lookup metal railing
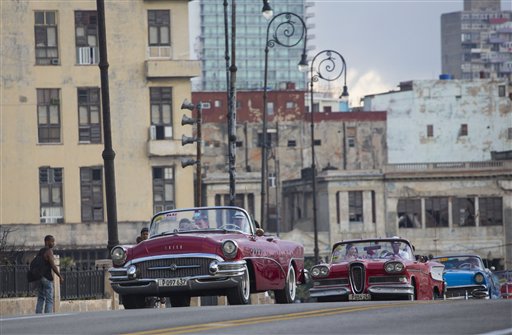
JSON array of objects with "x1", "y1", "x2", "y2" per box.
[{"x1": 0, "y1": 265, "x2": 107, "y2": 300}]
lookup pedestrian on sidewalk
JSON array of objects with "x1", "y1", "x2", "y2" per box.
[{"x1": 35, "y1": 235, "x2": 64, "y2": 314}]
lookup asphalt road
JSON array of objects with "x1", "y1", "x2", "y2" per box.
[{"x1": 1, "y1": 299, "x2": 511, "y2": 335}]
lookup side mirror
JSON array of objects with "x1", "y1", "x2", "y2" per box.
[{"x1": 255, "y1": 228, "x2": 265, "y2": 237}]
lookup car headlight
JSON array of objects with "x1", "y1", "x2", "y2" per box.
[
  {"x1": 385, "y1": 261, "x2": 405, "y2": 273},
  {"x1": 474, "y1": 273, "x2": 485, "y2": 284},
  {"x1": 311, "y1": 265, "x2": 329, "y2": 278},
  {"x1": 111, "y1": 246, "x2": 127, "y2": 266},
  {"x1": 222, "y1": 240, "x2": 238, "y2": 259}
]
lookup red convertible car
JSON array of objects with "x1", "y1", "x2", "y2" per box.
[
  {"x1": 309, "y1": 238, "x2": 445, "y2": 301},
  {"x1": 109, "y1": 206, "x2": 305, "y2": 309}
]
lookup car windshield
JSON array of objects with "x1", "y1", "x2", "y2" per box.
[
  {"x1": 149, "y1": 207, "x2": 253, "y2": 236},
  {"x1": 432, "y1": 256, "x2": 484, "y2": 270},
  {"x1": 331, "y1": 240, "x2": 414, "y2": 263}
]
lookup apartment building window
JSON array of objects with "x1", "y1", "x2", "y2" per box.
[
  {"x1": 508, "y1": 128, "x2": 512, "y2": 140},
  {"x1": 452, "y1": 197, "x2": 475, "y2": 227},
  {"x1": 479, "y1": 197, "x2": 502, "y2": 226},
  {"x1": 425, "y1": 197, "x2": 449, "y2": 227},
  {"x1": 346, "y1": 127, "x2": 356, "y2": 148},
  {"x1": 35, "y1": 11, "x2": 59, "y2": 65},
  {"x1": 459, "y1": 124, "x2": 468, "y2": 136},
  {"x1": 427, "y1": 124, "x2": 434, "y2": 137},
  {"x1": 397, "y1": 198, "x2": 421, "y2": 228},
  {"x1": 78, "y1": 88, "x2": 101, "y2": 143},
  {"x1": 153, "y1": 167, "x2": 175, "y2": 213},
  {"x1": 150, "y1": 87, "x2": 173, "y2": 140},
  {"x1": 201, "y1": 102, "x2": 211, "y2": 109},
  {"x1": 257, "y1": 132, "x2": 274, "y2": 148},
  {"x1": 286, "y1": 101, "x2": 295, "y2": 109},
  {"x1": 148, "y1": 10, "x2": 170, "y2": 46},
  {"x1": 348, "y1": 191, "x2": 363, "y2": 222},
  {"x1": 287, "y1": 140, "x2": 296, "y2": 147},
  {"x1": 80, "y1": 166, "x2": 104, "y2": 222},
  {"x1": 214, "y1": 100, "x2": 222, "y2": 108},
  {"x1": 268, "y1": 172, "x2": 276, "y2": 188},
  {"x1": 314, "y1": 139, "x2": 321, "y2": 146},
  {"x1": 39, "y1": 167, "x2": 63, "y2": 223},
  {"x1": 75, "y1": 11, "x2": 98, "y2": 65},
  {"x1": 37, "y1": 88, "x2": 61, "y2": 143},
  {"x1": 498, "y1": 85, "x2": 506, "y2": 97},
  {"x1": 267, "y1": 102, "x2": 274, "y2": 115},
  {"x1": 323, "y1": 106, "x2": 332, "y2": 113}
]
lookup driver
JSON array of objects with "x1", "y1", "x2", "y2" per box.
[
  {"x1": 232, "y1": 212, "x2": 250, "y2": 233},
  {"x1": 390, "y1": 240, "x2": 411, "y2": 260}
]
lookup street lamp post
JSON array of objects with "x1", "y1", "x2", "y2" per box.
[
  {"x1": 181, "y1": 100, "x2": 203, "y2": 207},
  {"x1": 309, "y1": 50, "x2": 348, "y2": 264},
  {"x1": 223, "y1": 0, "x2": 274, "y2": 207},
  {"x1": 96, "y1": 0, "x2": 118, "y2": 252},
  {"x1": 261, "y1": 12, "x2": 308, "y2": 228}
]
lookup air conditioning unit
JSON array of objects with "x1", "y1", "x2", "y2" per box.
[{"x1": 50, "y1": 58, "x2": 60, "y2": 65}]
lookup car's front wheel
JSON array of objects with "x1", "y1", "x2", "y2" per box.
[
  {"x1": 121, "y1": 295, "x2": 146, "y2": 309},
  {"x1": 169, "y1": 295, "x2": 191, "y2": 307},
  {"x1": 274, "y1": 265, "x2": 296, "y2": 304},
  {"x1": 227, "y1": 267, "x2": 251, "y2": 305}
]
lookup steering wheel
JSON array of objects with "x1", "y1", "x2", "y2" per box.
[
  {"x1": 380, "y1": 250, "x2": 394, "y2": 258},
  {"x1": 458, "y1": 263, "x2": 472, "y2": 269},
  {"x1": 219, "y1": 224, "x2": 240, "y2": 230}
]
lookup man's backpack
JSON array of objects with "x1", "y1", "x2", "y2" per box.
[{"x1": 27, "y1": 253, "x2": 45, "y2": 282}]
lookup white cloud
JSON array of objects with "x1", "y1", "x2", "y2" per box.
[{"x1": 347, "y1": 69, "x2": 395, "y2": 107}]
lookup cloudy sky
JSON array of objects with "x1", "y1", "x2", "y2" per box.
[
  {"x1": 311, "y1": 0, "x2": 511, "y2": 106},
  {"x1": 189, "y1": 0, "x2": 511, "y2": 106}
]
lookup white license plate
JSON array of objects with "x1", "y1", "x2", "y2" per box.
[
  {"x1": 157, "y1": 278, "x2": 187, "y2": 287},
  {"x1": 349, "y1": 293, "x2": 371, "y2": 301}
]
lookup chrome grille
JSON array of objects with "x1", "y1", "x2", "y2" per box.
[
  {"x1": 137, "y1": 257, "x2": 212, "y2": 279},
  {"x1": 350, "y1": 263, "x2": 365, "y2": 294},
  {"x1": 369, "y1": 276, "x2": 403, "y2": 284}
]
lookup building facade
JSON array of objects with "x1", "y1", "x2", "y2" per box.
[
  {"x1": 1, "y1": 0, "x2": 199, "y2": 262},
  {"x1": 441, "y1": 0, "x2": 512, "y2": 81},
  {"x1": 197, "y1": 0, "x2": 313, "y2": 91},
  {"x1": 192, "y1": 89, "x2": 387, "y2": 233},
  {"x1": 283, "y1": 79, "x2": 512, "y2": 269}
]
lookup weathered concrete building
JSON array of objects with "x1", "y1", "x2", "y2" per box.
[
  {"x1": 283, "y1": 79, "x2": 512, "y2": 269},
  {"x1": 1, "y1": 0, "x2": 200, "y2": 263},
  {"x1": 192, "y1": 90, "x2": 387, "y2": 233}
]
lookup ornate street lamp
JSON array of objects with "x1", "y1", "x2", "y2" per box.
[
  {"x1": 309, "y1": 50, "x2": 348, "y2": 263},
  {"x1": 261, "y1": 12, "x2": 308, "y2": 229}
]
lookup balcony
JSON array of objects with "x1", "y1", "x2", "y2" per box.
[
  {"x1": 145, "y1": 59, "x2": 201, "y2": 79},
  {"x1": 147, "y1": 139, "x2": 195, "y2": 157}
]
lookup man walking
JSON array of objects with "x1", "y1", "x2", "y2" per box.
[{"x1": 35, "y1": 235, "x2": 63, "y2": 314}]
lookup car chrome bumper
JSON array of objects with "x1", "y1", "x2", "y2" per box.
[
  {"x1": 109, "y1": 255, "x2": 247, "y2": 296},
  {"x1": 445, "y1": 285, "x2": 489, "y2": 299},
  {"x1": 310, "y1": 284, "x2": 414, "y2": 300},
  {"x1": 309, "y1": 286, "x2": 350, "y2": 298},
  {"x1": 367, "y1": 284, "x2": 415, "y2": 296}
]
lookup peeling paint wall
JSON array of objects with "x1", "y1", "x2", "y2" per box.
[{"x1": 365, "y1": 79, "x2": 511, "y2": 164}]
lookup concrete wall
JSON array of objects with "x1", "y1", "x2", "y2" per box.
[{"x1": 364, "y1": 79, "x2": 511, "y2": 164}]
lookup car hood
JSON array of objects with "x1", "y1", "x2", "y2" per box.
[
  {"x1": 443, "y1": 269, "x2": 486, "y2": 286},
  {"x1": 127, "y1": 232, "x2": 246, "y2": 261}
]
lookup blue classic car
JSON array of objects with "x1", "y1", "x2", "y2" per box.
[{"x1": 431, "y1": 254, "x2": 501, "y2": 299}]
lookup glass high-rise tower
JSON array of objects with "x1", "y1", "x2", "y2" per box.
[{"x1": 197, "y1": 0, "x2": 313, "y2": 91}]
